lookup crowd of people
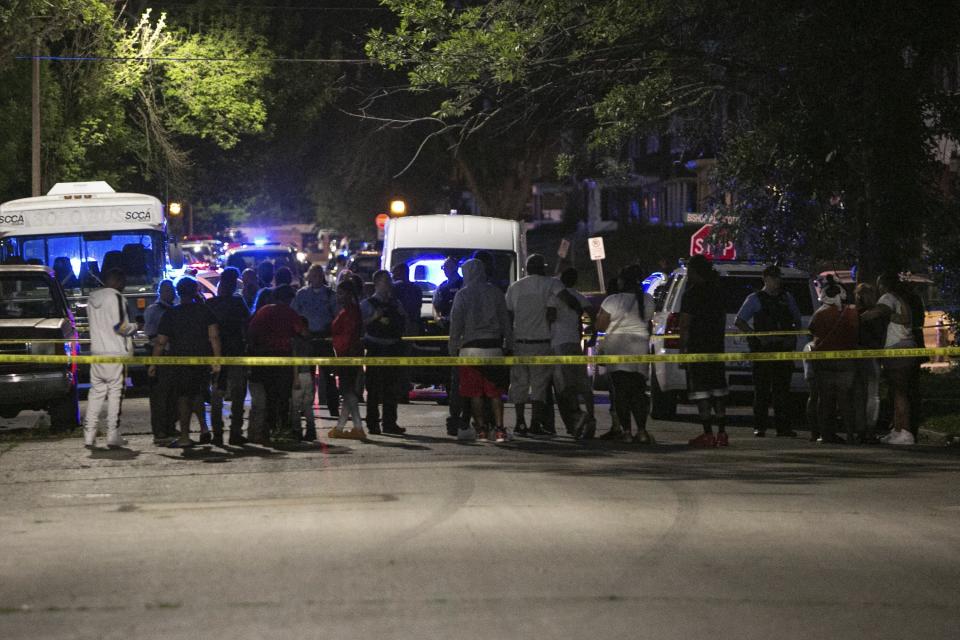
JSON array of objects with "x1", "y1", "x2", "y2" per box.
[{"x1": 79, "y1": 252, "x2": 932, "y2": 450}]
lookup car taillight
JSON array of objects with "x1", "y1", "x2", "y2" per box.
[{"x1": 663, "y1": 312, "x2": 681, "y2": 349}]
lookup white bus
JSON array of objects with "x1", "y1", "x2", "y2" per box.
[{"x1": 0, "y1": 182, "x2": 178, "y2": 378}]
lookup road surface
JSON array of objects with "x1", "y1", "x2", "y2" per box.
[{"x1": 1, "y1": 396, "x2": 959, "y2": 639}]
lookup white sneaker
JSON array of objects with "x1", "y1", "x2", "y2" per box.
[
  {"x1": 83, "y1": 427, "x2": 97, "y2": 447},
  {"x1": 106, "y1": 430, "x2": 127, "y2": 448},
  {"x1": 879, "y1": 430, "x2": 893, "y2": 443},
  {"x1": 457, "y1": 425, "x2": 477, "y2": 441},
  {"x1": 885, "y1": 429, "x2": 915, "y2": 445}
]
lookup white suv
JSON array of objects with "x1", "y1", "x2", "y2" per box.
[{"x1": 648, "y1": 261, "x2": 817, "y2": 418}]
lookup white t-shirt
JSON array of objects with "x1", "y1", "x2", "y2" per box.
[
  {"x1": 600, "y1": 293, "x2": 654, "y2": 337},
  {"x1": 505, "y1": 274, "x2": 564, "y2": 340},
  {"x1": 551, "y1": 288, "x2": 591, "y2": 347},
  {"x1": 600, "y1": 292, "x2": 655, "y2": 373},
  {"x1": 878, "y1": 292, "x2": 913, "y2": 347}
]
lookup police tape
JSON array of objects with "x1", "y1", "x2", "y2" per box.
[
  {"x1": 0, "y1": 346, "x2": 955, "y2": 366},
  {"x1": 0, "y1": 330, "x2": 814, "y2": 345}
]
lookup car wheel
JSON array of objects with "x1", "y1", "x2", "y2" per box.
[
  {"x1": 650, "y1": 372, "x2": 678, "y2": 420},
  {"x1": 0, "y1": 407, "x2": 20, "y2": 419},
  {"x1": 48, "y1": 389, "x2": 80, "y2": 431}
]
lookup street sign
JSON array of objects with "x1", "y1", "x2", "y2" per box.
[
  {"x1": 557, "y1": 238, "x2": 570, "y2": 259},
  {"x1": 587, "y1": 236, "x2": 607, "y2": 293},
  {"x1": 588, "y1": 236, "x2": 606, "y2": 261},
  {"x1": 683, "y1": 212, "x2": 738, "y2": 225},
  {"x1": 690, "y1": 224, "x2": 737, "y2": 260}
]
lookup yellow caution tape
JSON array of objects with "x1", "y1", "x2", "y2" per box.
[{"x1": 0, "y1": 346, "x2": 954, "y2": 366}]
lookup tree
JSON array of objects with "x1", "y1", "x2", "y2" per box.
[
  {"x1": 366, "y1": 0, "x2": 960, "y2": 279},
  {"x1": 0, "y1": 3, "x2": 272, "y2": 201}
]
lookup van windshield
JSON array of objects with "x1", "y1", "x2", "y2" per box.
[{"x1": 390, "y1": 249, "x2": 516, "y2": 293}]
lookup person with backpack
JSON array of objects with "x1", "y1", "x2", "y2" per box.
[{"x1": 735, "y1": 264, "x2": 801, "y2": 437}]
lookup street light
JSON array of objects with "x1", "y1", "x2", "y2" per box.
[
  {"x1": 389, "y1": 199, "x2": 407, "y2": 216},
  {"x1": 168, "y1": 201, "x2": 182, "y2": 216}
]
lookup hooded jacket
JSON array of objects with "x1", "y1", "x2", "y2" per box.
[
  {"x1": 87, "y1": 286, "x2": 136, "y2": 356},
  {"x1": 448, "y1": 259, "x2": 512, "y2": 355}
]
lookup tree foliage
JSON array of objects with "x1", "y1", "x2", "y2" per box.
[
  {"x1": 367, "y1": 0, "x2": 960, "y2": 278},
  {"x1": 0, "y1": 2, "x2": 272, "y2": 200}
]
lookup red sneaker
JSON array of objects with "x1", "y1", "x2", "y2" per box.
[
  {"x1": 715, "y1": 432, "x2": 729, "y2": 447},
  {"x1": 688, "y1": 433, "x2": 716, "y2": 448}
]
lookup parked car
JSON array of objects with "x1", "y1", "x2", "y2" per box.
[
  {"x1": 223, "y1": 243, "x2": 306, "y2": 284},
  {"x1": 346, "y1": 250, "x2": 382, "y2": 287},
  {"x1": 648, "y1": 261, "x2": 817, "y2": 418},
  {"x1": 0, "y1": 265, "x2": 80, "y2": 429}
]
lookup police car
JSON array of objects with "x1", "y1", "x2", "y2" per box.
[{"x1": 648, "y1": 261, "x2": 817, "y2": 418}]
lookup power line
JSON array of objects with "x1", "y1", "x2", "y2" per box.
[
  {"x1": 159, "y1": 4, "x2": 390, "y2": 10},
  {"x1": 17, "y1": 55, "x2": 376, "y2": 64}
]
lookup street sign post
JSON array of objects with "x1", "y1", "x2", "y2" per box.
[
  {"x1": 588, "y1": 236, "x2": 606, "y2": 293},
  {"x1": 555, "y1": 238, "x2": 571, "y2": 274},
  {"x1": 690, "y1": 224, "x2": 736, "y2": 260}
]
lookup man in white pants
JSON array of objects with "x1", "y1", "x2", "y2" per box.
[{"x1": 83, "y1": 268, "x2": 137, "y2": 448}]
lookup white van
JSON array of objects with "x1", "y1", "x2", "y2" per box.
[
  {"x1": 648, "y1": 261, "x2": 817, "y2": 418},
  {"x1": 381, "y1": 214, "x2": 526, "y2": 388},
  {"x1": 381, "y1": 214, "x2": 527, "y2": 318}
]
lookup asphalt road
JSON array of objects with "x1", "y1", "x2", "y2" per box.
[{"x1": 2, "y1": 396, "x2": 959, "y2": 639}]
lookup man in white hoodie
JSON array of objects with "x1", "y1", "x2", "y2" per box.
[{"x1": 83, "y1": 268, "x2": 137, "y2": 448}]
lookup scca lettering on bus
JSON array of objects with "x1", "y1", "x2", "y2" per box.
[
  {"x1": 0, "y1": 214, "x2": 24, "y2": 225},
  {"x1": 124, "y1": 211, "x2": 151, "y2": 221}
]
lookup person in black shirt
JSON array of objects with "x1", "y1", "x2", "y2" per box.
[
  {"x1": 150, "y1": 277, "x2": 221, "y2": 448},
  {"x1": 206, "y1": 267, "x2": 250, "y2": 446},
  {"x1": 679, "y1": 255, "x2": 730, "y2": 447},
  {"x1": 144, "y1": 279, "x2": 177, "y2": 445},
  {"x1": 361, "y1": 270, "x2": 407, "y2": 435}
]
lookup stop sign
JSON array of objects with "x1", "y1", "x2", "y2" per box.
[{"x1": 690, "y1": 224, "x2": 737, "y2": 260}]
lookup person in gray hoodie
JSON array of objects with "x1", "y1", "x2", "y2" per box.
[
  {"x1": 83, "y1": 268, "x2": 138, "y2": 448},
  {"x1": 448, "y1": 259, "x2": 513, "y2": 442}
]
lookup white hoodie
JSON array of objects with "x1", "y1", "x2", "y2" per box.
[{"x1": 87, "y1": 287, "x2": 136, "y2": 355}]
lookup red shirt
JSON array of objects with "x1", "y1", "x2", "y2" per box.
[
  {"x1": 809, "y1": 305, "x2": 859, "y2": 352},
  {"x1": 248, "y1": 304, "x2": 305, "y2": 355},
  {"x1": 331, "y1": 303, "x2": 362, "y2": 357}
]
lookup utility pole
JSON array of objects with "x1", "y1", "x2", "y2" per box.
[{"x1": 31, "y1": 40, "x2": 41, "y2": 196}]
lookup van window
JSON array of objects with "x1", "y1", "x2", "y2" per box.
[
  {"x1": 722, "y1": 277, "x2": 814, "y2": 316},
  {"x1": 390, "y1": 248, "x2": 516, "y2": 292}
]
